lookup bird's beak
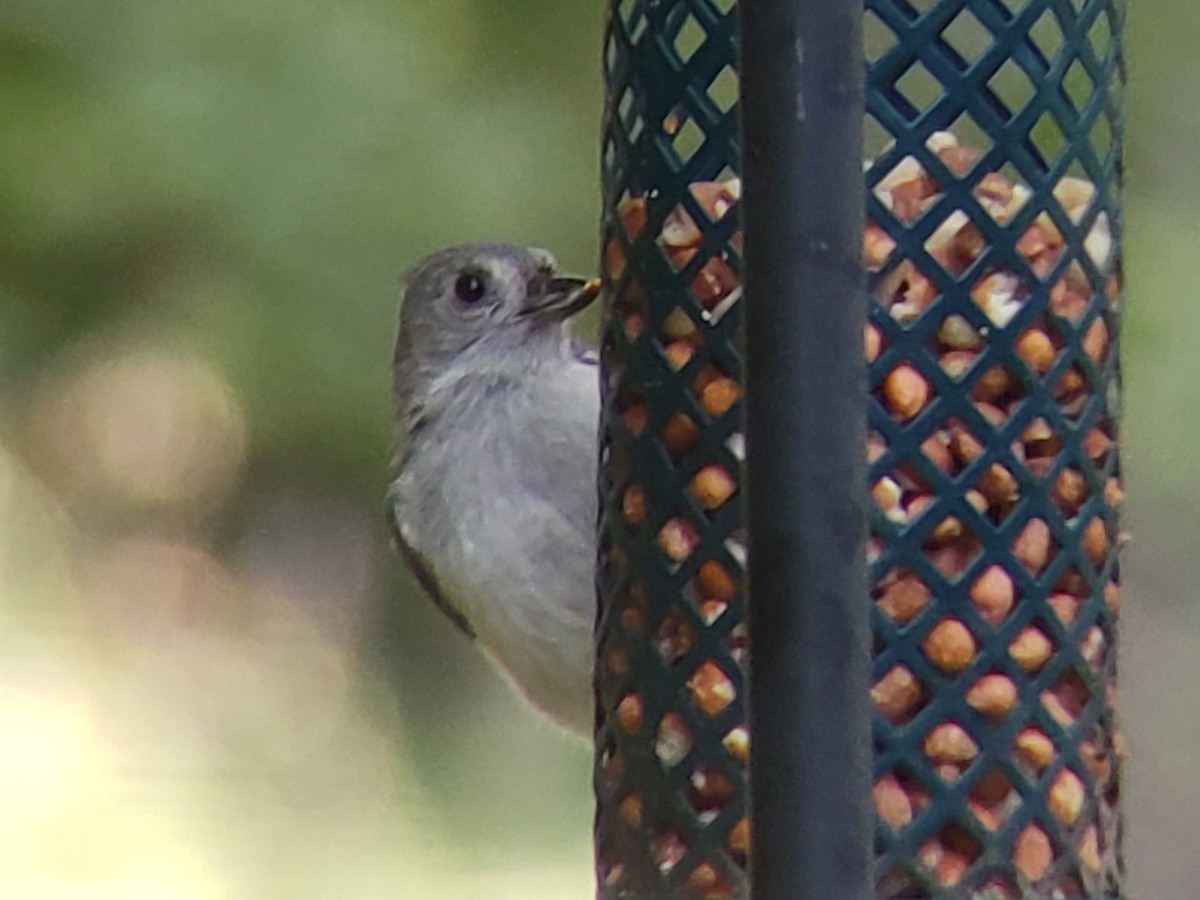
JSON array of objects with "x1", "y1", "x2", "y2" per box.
[{"x1": 521, "y1": 276, "x2": 602, "y2": 322}]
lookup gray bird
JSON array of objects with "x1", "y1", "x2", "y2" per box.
[{"x1": 388, "y1": 244, "x2": 601, "y2": 735}]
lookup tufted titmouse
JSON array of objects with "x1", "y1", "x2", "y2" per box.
[{"x1": 388, "y1": 244, "x2": 601, "y2": 735}]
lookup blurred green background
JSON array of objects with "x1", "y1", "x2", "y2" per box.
[{"x1": 0, "y1": 1, "x2": 1194, "y2": 898}]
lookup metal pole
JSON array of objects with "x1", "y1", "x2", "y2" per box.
[{"x1": 740, "y1": 2, "x2": 872, "y2": 898}]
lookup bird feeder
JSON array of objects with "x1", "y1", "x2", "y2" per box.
[{"x1": 595, "y1": 0, "x2": 1126, "y2": 897}]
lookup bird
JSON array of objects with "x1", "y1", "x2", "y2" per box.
[{"x1": 388, "y1": 244, "x2": 601, "y2": 736}]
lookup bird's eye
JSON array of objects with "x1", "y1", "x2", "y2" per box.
[{"x1": 454, "y1": 272, "x2": 487, "y2": 304}]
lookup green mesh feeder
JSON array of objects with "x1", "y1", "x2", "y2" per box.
[{"x1": 594, "y1": 0, "x2": 1126, "y2": 897}]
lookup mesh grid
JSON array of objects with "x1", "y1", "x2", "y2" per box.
[
  {"x1": 596, "y1": 1, "x2": 1125, "y2": 897},
  {"x1": 597, "y1": 2, "x2": 746, "y2": 897}
]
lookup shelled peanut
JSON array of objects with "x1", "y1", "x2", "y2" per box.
[{"x1": 604, "y1": 131, "x2": 1123, "y2": 889}]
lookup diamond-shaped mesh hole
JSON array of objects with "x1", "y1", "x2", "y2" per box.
[
  {"x1": 975, "y1": 457, "x2": 1021, "y2": 521},
  {"x1": 672, "y1": 14, "x2": 705, "y2": 63},
  {"x1": 1079, "y1": 623, "x2": 1109, "y2": 672},
  {"x1": 1089, "y1": 12, "x2": 1113, "y2": 57},
  {"x1": 616, "y1": 693, "x2": 645, "y2": 734},
  {"x1": 988, "y1": 58, "x2": 1037, "y2": 120},
  {"x1": 896, "y1": 61, "x2": 943, "y2": 119},
  {"x1": 927, "y1": 525, "x2": 984, "y2": 582},
  {"x1": 1080, "y1": 514, "x2": 1110, "y2": 569},
  {"x1": 617, "y1": 86, "x2": 635, "y2": 125},
  {"x1": 656, "y1": 712, "x2": 693, "y2": 767},
  {"x1": 1051, "y1": 464, "x2": 1091, "y2": 517},
  {"x1": 878, "y1": 363, "x2": 936, "y2": 423},
  {"x1": 693, "y1": 372, "x2": 741, "y2": 423},
  {"x1": 1063, "y1": 59, "x2": 1096, "y2": 113},
  {"x1": 688, "y1": 660, "x2": 736, "y2": 717},
  {"x1": 864, "y1": 223, "x2": 898, "y2": 276},
  {"x1": 934, "y1": 313, "x2": 983, "y2": 355},
  {"x1": 659, "y1": 516, "x2": 701, "y2": 568},
  {"x1": 969, "y1": 564, "x2": 1017, "y2": 626},
  {"x1": 694, "y1": 558, "x2": 738, "y2": 605},
  {"x1": 1042, "y1": 668, "x2": 1092, "y2": 728},
  {"x1": 619, "y1": 582, "x2": 648, "y2": 635},
  {"x1": 711, "y1": 634, "x2": 744, "y2": 694},
  {"x1": 926, "y1": 208, "x2": 985, "y2": 277},
  {"x1": 873, "y1": 772, "x2": 916, "y2": 832},
  {"x1": 966, "y1": 672, "x2": 1019, "y2": 719},
  {"x1": 970, "y1": 768, "x2": 1020, "y2": 830},
  {"x1": 1014, "y1": 725, "x2": 1057, "y2": 774},
  {"x1": 972, "y1": 362, "x2": 1023, "y2": 406},
  {"x1": 1090, "y1": 113, "x2": 1113, "y2": 161},
  {"x1": 944, "y1": 413, "x2": 989, "y2": 470},
  {"x1": 1030, "y1": 9, "x2": 1066, "y2": 62},
  {"x1": 654, "y1": 831, "x2": 689, "y2": 874},
  {"x1": 618, "y1": 792, "x2": 643, "y2": 828},
  {"x1": 727, "y1": 817, "x2": 750, "y2": 865},
  {"x1": 600, "y1": 741, "x2": 624, "y2": 793},
  {"x1": 878, "y1": 260, "x2": 940, "y2": 323},
  {"x1": 683, "y1": 861, "x2": 737, "y2": 898},
  {"x1": 875, "y1": 153, "x2": 938, "y2": 222},
  {"x1": 875, "y1": 567, "x2": 933, "y2": 626},
  {"x1": 881, "y1": 456, "x2": 935, "y2": 510},
  {"x1": 1048, "y1": 767, "x2": 1087, "y2": 826},
  {"x1": 1081, "y1": 726, "x2": 1118, "y2": 787},
  {"x1": 672, "y1": 117, "x2": 706, "y2": 164},
  {"x1": 920, "y1": 823, "x2": 982, "y2": 887},
  {"x1": 686, "y1": 765, "x2": 736, "y2": 819},
  {"x1": 689, "y1": 464, "x2": 738, "y2": 513},
  {"x1": 872, "y1": 474, "x2": 905, "y2": 524},
  {"x1": 721, "y1": 724, "x2": 749, "y2": 765},
  {"x1": 941, "y1": 8, "x2": 993, "y2": 67},
  {"x1": 1054, "y1": 562, "x2": 1091, "y2": 599},
  {"x1": 621, "y1": 483, "x2": 647, "y2": 528},
  {"x1": 946, "y1": 113, "x2": 993, "y2": 167},
  {"x1": 865, "y1": 112, "x2": 894, "y2": 159},
  {"x1": 662, "y1": 412, "x2": 700, "y2": 460},
  {"x1": 1021, "y1": 415, "x2": 1064, "y2": 463},
  {"x1": 660, "y1": 337, "x2": 696, "y2": 374},
  {"x1": 1053, "y1": 360, "x2": 1091, "y2": 410},
  {"x1": 657, "y1": 608, "x2": 696, "y2": 663},
  {"x1": 922, "y1": 618, "x2": 978, "y2": 674},
  {"x1": 873, "y1": 663, "x2": 928, "y2": 723},
  {"x1": 865, "y1": 9, "x2": 899, "y2": 64},
  {"x1": 1012, "y1": 517, "x2": 1057, "y2": 576},
  {"x1": 603, "y1": 640, "x2": 630, "y2": 679},
  {"x1": 1050, "y1": 265, "x2": 1094, "y2": 323},
  {"x1": 1014, "y1": 823, "x2": 1055, "y2": 882},
  {"x1": 1010, "y1": 622, "x2": 1056, "y2": 673},
  {"x1": 1030, "y1": 111, "x2": 1070, "y2": 170},
  {"x1": 629, "y1": 112, "x2": 645, "y2": 143},
  {"x1": 707, "y1": 64, "x2": 739, "y2": 114},
  {"x1": 604, "y1": 32, "x2": 618, "y2": 75},
  {"x1": 660, "y1": 302, "x2": 701, "y2": 346},
  {"x1": 976, "y1": 167, "x2": 1033, "y2": 226},
  {"x1": 1049, "y1": 591, "x2": 1083, "y2": 626}
]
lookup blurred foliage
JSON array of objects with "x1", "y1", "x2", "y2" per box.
[{"x1": 0, "y1": 1, "x2": 1196, "y2": 898}]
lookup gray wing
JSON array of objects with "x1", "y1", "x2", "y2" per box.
[{"x1": 385, "y1": 502, "x2": 476, "y2": 639}]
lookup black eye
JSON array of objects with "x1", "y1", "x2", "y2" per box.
[{"x1": 454, "y1": 272, "x2": 487, "y2": 304}]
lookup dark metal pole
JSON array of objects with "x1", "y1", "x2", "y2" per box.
[{"x1": 740, "y1": 2, "x2": 871, "y2": 899}]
